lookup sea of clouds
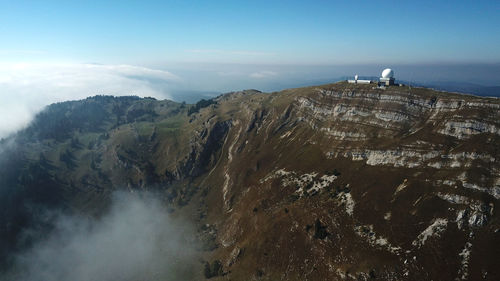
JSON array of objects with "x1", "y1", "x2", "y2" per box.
[{"x1": 0, "y1": 63, "x2": 179, "y2": 139}]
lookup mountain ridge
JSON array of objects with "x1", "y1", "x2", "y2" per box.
[{"x1": 1, "y1": 82, "x2": 499, "y2": 280}]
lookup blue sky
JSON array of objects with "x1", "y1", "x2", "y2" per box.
[
  {"x1": 1, "y1": 0, "x2": 499, "y2": 64},
  {"x1": 1, "y1": 0, "x2": 500, "y2": 138}
]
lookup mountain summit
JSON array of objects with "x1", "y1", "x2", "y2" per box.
[{"x1": 1, "y1": 82, "x2": 499, "y2": 280}]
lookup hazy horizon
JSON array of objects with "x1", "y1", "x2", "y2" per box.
[
  {"x1": 1, "y1": 61, "x2": 499, "y2": 139},
  {"x1": 1, "y1": 0, "x2": 499, "y2": 138}
]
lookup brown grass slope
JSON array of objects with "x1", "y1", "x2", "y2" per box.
[{"x1": 2, "y1": 83, "x2": 499, "y2": 280}]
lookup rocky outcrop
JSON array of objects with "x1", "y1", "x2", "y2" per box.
[{"x1": 181, "y1": 120, "x2": 232, "y2": 177}]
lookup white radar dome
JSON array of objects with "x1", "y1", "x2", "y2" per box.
[{"x1": 381, "y1": 68, "x2": 394, "y2": 78}]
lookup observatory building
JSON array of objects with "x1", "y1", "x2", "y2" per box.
[
  {"x1": 379, "y1": 68, "x2": 395, "y2": 86},
  {"x1": 347, "y1": 74, "x2": 372, "y2": 84},
  {"x1": 347, "y1": 68, "x2": 396, "y2": 86}
]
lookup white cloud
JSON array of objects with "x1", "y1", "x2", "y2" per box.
[
  {"x1": 0, "y1": 63, "x2": 180, "y2": 138},
  {"x1": 249, "y1": 70, "x2": 278, "y2": 79},
  {"x1": 3, "y1": 192, "x2": 197, "y2": 281}
]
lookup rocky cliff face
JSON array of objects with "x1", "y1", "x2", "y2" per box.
[{"x1": 1, "y1": 82, "x2": 499, "y2": 280}]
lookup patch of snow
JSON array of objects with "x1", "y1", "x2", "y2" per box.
[
  {"x1": 319, "y1": 128, "x2": 367, "y2": 140},
  {"x1": 354, "y1": 225, "x2": 401, "y2": 254},
  {"x1": 261, "y1": 168, "x2": 337, "y2": 197},
  {"x1": 222, "y1": 123, "x2": 242, "y2": 211},
  {"x1": 412, "y1": 218, "x2": 448, "y2": 248},
  {"x1": 455, "y1": 202, "x2": 493, "y2": 229},
  {"x1": 456, "y1": 210, "x2": 468, "y2": 230},
  {"x1": 456, "y1": 241, "x2": 472, "y2": 280},
  {"x1": 384, "y1": 212, "x2": 392, "y2": 220},
  {"x1": 394, "y1": 179, "x2": 408, "y2": 195},
  {"x1": 338, "y1": 192, "x2": 355, "y2": 216},
  {"x1": 436, "y1": 193, "x2": 471, "y2": 205},
  {"x1": 443, "y1": 180, "x2": 456, "y2": 186},
  {"x1": 461, "y1": 181, "x2": 500, "y2": 199},
  {"x1": 427, "y1": 162, "x2": 442, "y2": 168},
  {"x1": 336, "y1": 268, "x2": 347, "y2": 280},
  {"x1": 280, "y1": 130, "x2": 292, "y2": 139}
]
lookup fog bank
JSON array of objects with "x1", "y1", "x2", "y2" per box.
[
  {"x1": 2, "y1": 192, "x2": 197, "y2": 281},
  {"x1": 0, "y1": 63, "x2": 179, "y2": 139}
]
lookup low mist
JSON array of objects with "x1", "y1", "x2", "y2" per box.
[
  {"x1": 2, "y1": 191, "x2": 198, "y2": 281},
  {"x1": 0, "y1": 63, "x2": 179, "y2": 139}
]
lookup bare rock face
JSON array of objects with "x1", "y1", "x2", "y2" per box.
[{"x1": 0, "y1": 83, "x2": 499, "y2": 280}]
